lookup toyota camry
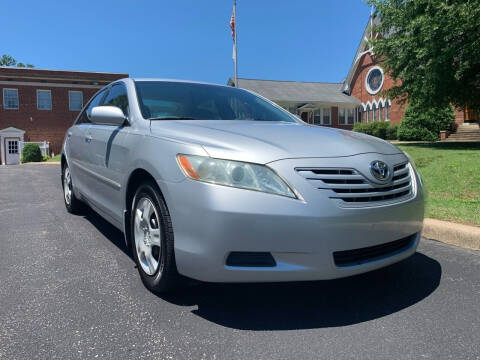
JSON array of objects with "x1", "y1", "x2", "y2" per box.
[{"x1": 61, "y1": 79, "x2": 425, "y2": 293}]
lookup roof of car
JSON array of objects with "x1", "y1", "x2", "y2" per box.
[{"x1": 131, "y1": 78, "x2": 231, "y2": 88}]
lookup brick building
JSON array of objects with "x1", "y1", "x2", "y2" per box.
[
  {"x1": 230, "y1": 15, "x2": 478, "y2": 130},
  {"x1": 0, "y1": 67, "x2": 127, "y2": 165}
]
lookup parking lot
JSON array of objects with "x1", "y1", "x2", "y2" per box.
[{"x1": 0, "y1": 164, "x2": 479, "y2": 359}]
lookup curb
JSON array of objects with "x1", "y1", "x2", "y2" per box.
[
  {"x1": 20, "y1": 161, "x2": 61, "y2": 165},
  {"x1": 423, "y1": 218, "x2": 480, "y2": 250}
]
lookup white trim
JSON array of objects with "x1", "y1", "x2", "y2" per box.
[
  {"x1": 322, "y1": 107, "x2": 331, "y2": 125},
  {"x1": 365, "y1": 66, "x2": 384, "y2": 95},
  {"x1": 312, "y1": 107, "x2": 332, "y2": 125},
  {"x1": 3, "y1": 88, "x2": 19, "y2": 110},
  {"x1": 0, "y1": 126, "x2": 26, "y2": 135},
  {"x1": 0, "y1": 127, "x2": 25, "y2": 165},
  {"x1": 36, "y1": 89, "x2": 52, "y2": 110},
  {"x1": 0, "y1": 80, "x2": 102, "y2": 89},
  {"x1": 68, "y1": 90, "x2": 83, "y2": 111}
]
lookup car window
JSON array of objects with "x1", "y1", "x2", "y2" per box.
[
  {"x1": 75, "y1": 89, "x2": 107, "y2": 125},
  {"x1": 134, "y1": 81, "x2": 297, "y2": 122},
  {"x1": 102, "y1": 84, "x2": 129, "y2": 116}
]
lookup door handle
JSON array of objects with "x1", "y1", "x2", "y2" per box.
[
  {"x1": 67, "y1": 132, "x2": 72, "y2": 138},
  {"x1": 85, "y1": 135, "x2": 92, "y2": 144}
]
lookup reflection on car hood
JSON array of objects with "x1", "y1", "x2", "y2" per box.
[{"x1": 150, "y1": 120, "x2": 402, "y2": 164}]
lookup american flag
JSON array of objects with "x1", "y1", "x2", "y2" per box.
[
  {"x1": 230, "y1": 7, "x2": 236, "y2": 42},
  {"x1": 230, "y1": 4, "x2": 236, "y2": 61}
]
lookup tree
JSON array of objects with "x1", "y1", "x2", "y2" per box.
[
  {"x1": 398, "y1": 101, "x2": 455, "y2": 141},
  {"x1": 0, "y1": 54, "x2": 34, "y2": 68},
  {"x1": 367, "y1": 0, "x2": 480, "y2": 111}
]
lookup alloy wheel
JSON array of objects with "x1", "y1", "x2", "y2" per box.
[{"x1": 134, "y1": 197, "x2": 162, "y2": 275}]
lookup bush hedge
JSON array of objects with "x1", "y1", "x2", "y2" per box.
[
  {"x1": 21, "y1": 143, "x2": 43, "y2": 163},
  {"x1": 397, "y1": 102, "x2": 455, "y2": 141},
  {"x1": 353, "y1": 122, "x2": 398, "y2": 140}
]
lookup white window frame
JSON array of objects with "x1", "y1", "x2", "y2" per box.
[
  {"x1": 347, "y1": 108, "x2": 355, "y2": 125},
  {"x1": 338, "y1": 108, "x2": 355, "y2": 125},
  {"x1": 338, "y1": 108, "x2": 346, "y2": 125},
  {"x1": 37, "y1": 89, "x2": 52, "y2": 110},
  {"x1": 365, "y1": 66, "x2": 384, "y2": 95},
  {"x1": 69, "y1": 90, "x2": 83, "y2": 111},
  {"x1": 3, "y1": 88, "x2": 19, "y2": 110},
  {"x1": 385, "y1": 101, "x2": 390, "y2": 121},
  {"x1": 313, "y1": 109, "x2": 321, "y2": 124},
  {"x1": 322, "y1": 107, "x2": 331, "y2": 125}
]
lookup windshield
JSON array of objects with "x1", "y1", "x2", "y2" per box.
[{"x1": 134, "y1": 81, "x2": 298, "y2": 122}]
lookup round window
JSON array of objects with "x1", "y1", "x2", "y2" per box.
[{"x1": 365, "y1": 66, "x2": 384, "y2": 95}]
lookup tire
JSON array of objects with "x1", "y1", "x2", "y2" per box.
[
  {"x1": 130, "y1": 180, "x2": 180, "y2": 293},
  {"x1": 62, "y1": 163, "x2": 83, "y2": 214}
]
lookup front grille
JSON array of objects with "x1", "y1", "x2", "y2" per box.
[
  {"x1": 333, "y1": 235, "x2": 415, "y2": 267},
  {"x1": 296, "y1": 162, "x2": 413, "y2": 205}
]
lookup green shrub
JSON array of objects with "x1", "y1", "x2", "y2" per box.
[
  {"x1": 42, "y1": 155, "x2": 50, "y2": 162},
  {"x1": 21, "y1": 143, "x2": 42, "y2": 163},
  {"x1": 398, "y1": 101, "x2": 455, "y2": 141},
  {"x1": 353, "y1": 122, "x2": 398, "y2": 140},
  {"x1": 386, "y1": 123, "x2": 399, "y2": 140}
]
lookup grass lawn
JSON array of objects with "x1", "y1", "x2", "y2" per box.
[
  {"x1": 47, "y1": 154, "x2": 61, "y2": 162},
  {"x1": 397, "y1": 142, "x2": 480, "y2": 226}
]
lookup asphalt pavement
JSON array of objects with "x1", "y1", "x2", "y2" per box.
[{"x1": 0, "y1": 164, "x2": 479, "y2": 360}]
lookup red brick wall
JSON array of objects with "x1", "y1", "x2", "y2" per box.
[
  {"x1": 0, "y1": 85, "x2": 99, "y2": 154},
  {"x1": 0, "y1": 68, "x2": 128, "y2": 154},
  {"x1": 349, "y1": 52, "x2": 467, "y2": 126},
  {"x1": 350, "y1": 52, "x2": 406, "y2": 124},
  {"x1": 454, "y1": 107, "x2": 465, "y2": 125}
]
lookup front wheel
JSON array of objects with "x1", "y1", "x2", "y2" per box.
[{"x1": 131, "y1": 180, "x2": 180, "y2": 293}]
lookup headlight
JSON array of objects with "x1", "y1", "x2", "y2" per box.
[{"x1": 177, "y1": 155, "x2": 298, "y2": 198}]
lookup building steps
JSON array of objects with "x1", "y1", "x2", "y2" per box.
[{"x1": 444, "y1": 123, "x2": 480, "y2": 142}]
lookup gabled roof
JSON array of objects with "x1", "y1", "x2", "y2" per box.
[
  {"x1": 342, "y1": 15, "x2": 381, "y2": 95},
  {"x1": 228, "y1": 78, "x2": 360, "y2": 105},
  {"x1": 0, "y1": 127, "x2": 25, "y2": 135}
]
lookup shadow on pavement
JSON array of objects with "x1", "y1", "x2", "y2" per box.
[
  {"x1": 160, "y1": 253, "x2": 441, "y2": 330},
  {"x1": 84, "y1": 209, "x2": 442, "y2": 330}
]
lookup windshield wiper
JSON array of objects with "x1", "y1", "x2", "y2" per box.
[{"x1": 148, "y1": 116, "x2": 199, "y2": 120}]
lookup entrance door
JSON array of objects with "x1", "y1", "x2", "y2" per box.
[{"x1": 5, "y1": 138, "x2": 20, "y2": 165}]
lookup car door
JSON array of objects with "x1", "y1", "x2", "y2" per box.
[
  {"x1": 83, "y1": 83, "x2": 131, "y2": 225},
  {"x1": 67, "y1": 89, "x2": 107, "y2": 195}
]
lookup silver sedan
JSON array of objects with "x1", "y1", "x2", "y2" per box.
[{"x1": 61, "y1": 79, "x2": 425, "y2": 293}]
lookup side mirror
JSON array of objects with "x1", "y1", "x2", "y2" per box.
[{"x1": 91, "y1": 106, "x2": 126, "y2": 126}]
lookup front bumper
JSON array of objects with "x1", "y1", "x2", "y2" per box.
[{"x1": 160, "y1": 154, "x2": 425, "y2": 283}]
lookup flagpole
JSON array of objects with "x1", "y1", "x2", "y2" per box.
[{"x1": 234, "y1": 0, "x2": 238, "y2": 87}]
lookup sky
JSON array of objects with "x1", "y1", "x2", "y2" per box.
[{"x1": 1, "y1": 0, "x2": 371, "y2": 84}]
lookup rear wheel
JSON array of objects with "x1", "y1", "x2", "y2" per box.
[
  {"x1": 62, "y1": 163, "x2": 83, "y2": 214},
  {"x1": 131, "y1": 180, "x2": 180, "y2": 293}
]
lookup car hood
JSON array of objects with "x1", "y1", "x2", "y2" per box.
[{"x1": 150, "y1": 120, "x2": 402, "y2": 164}]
